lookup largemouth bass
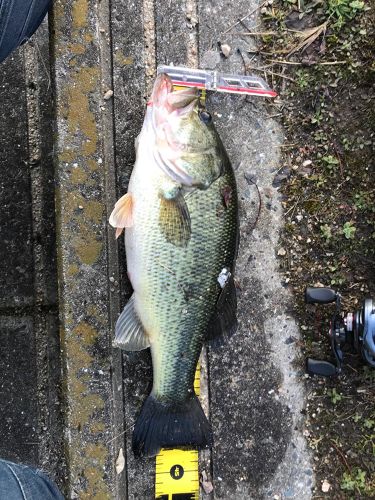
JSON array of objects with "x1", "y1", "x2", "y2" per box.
[{"x1": 109, "y1": 74, "x2": 238, "y2": 457}]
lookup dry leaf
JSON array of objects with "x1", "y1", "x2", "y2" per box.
[
  {"x1": 288, "y1": 22, "x2": 328, "y2": 56},
  {"x1": 115, "y1": 448, "x2": 125, "y2": 474}
]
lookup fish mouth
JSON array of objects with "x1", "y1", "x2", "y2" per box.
[
  {"x1": 151, "y1": 73, "x2": 198, "y2": 114},
  {"x1": 149, "y1": 74, "x2": 199, "y2": 139},
  {"x1": 150, "y1": 74, "x2": 200, "y2": 186}
]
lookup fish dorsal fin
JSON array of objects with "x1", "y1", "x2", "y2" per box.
[
  {"x1": 159, "y1": 192, "x2": 191, "y2": 247},
  {"x1": 206, "y1": 272, "x2": 238, "y2": 346},
  {"x1": 109, "y1": 192, "x2": 134, "y2": 239},
  {"x1": 113, "y1": 294, "x2": 150, "y2": 351}
]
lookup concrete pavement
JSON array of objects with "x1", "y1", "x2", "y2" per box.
[
  {"x1": 0, "y1": 0, "x2": 313, "y2": 498},
  {"x1": 0, "y1": 21, "x2": 65, "y2": 490}
]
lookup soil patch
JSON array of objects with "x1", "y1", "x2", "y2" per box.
[{"x1": 255, "y1": 1, "x2": 374, "y2": 497}]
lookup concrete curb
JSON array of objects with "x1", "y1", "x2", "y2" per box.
[{"x1": 50, "y1": 1, "x2": 125, "y2": 497}]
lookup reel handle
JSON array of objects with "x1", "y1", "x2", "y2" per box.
[
  {"x1": 305, "y1": 287, "x2": 337, "y2": 304},
  {"x1": 306, "y1": 358, "x2": 337, "y2": 377}
]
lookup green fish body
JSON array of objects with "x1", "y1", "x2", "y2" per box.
[{"x1": 110, "y1": 75, "x2": 238, "y2": 457}]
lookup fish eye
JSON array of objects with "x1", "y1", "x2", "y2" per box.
[{"x1": 199, "y1": 110, "x2": 212, "y2": 125}]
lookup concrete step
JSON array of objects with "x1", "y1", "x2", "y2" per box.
[{"x1": 0, "y1": 22, "x2": 65, "y2": 490}]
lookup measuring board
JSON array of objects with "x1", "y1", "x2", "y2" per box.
[
  {"x1": 154, "y1": 363, "x2": 201, "y2": 500},
  {"x1": 158, "y1": 65, "x2": 277, "y2": 98}
]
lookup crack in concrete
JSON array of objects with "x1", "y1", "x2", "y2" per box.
[{"x1": 143, "y1": 0, "x2": 157, "y2": 96}]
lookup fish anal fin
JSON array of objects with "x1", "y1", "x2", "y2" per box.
[
  {"x1": 206, "y1": 273, "x2": 238, "y2": 347},
  {"x1": 109, "y1": 192, "x2": 134, "y2": 237},
  {"x1": 113, "y1": 294, "x2": 150, "y2": 351},
  {"x1": 159, "y1": 193, "x2": 191, "y2": 247}
]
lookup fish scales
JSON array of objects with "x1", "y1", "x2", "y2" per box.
[{"x1": 130, "y1": 155, "x2": 237, "y2": 403}]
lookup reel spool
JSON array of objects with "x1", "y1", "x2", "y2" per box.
[{"x1": 304, "y1": 287, "x2": 375, "y2": 377}]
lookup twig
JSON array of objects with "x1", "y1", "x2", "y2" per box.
[
  {"x1": 248, "y1": 50, "x2": 277, "y2": 55},
  {"x1": 250, "y1": 64, "x2": 276, "y2": 70},
  {"x1": 269, "y1": 60, "x2": 308, "y2": 65},
  {"x1": 346, "y1": 363, "x2": 359, "y2": 374},
  {"x1": 223, "y1": 1, "x2": 268, "y2": 34},
  {"x1": 330, "y1": 440, "x2": 351, "y2": 473},
  {"x1": 320, "y1": 60, "x2": 348, "y2": 65},
  {"x1": 240, "y1": 63, "x2": 293, "y2": 82},
  {"x1": 268, "y1": 59, "x2": 348, "y2": 66},
  {"x1": 333, "y1": 143, "x2": 344, "y2": 178},
  {"x1": 247, "y1": 64, "x2": 296, "y2": 80},
  {"x1": 231, "y1": 31, "x2": 277, "y2": 36},
  {"x1": 285, "y1": 195, "x2": 301, "y2": 217},
  {"x1": 106, "y1": 421, "x2": 135, "y2": 444},
  {"x1": 267, "y1": 70, "x2": 295, "y2": 82}
]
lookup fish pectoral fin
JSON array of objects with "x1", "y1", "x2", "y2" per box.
[
  {"x1": 109, "y1": 192, "x2": 134, "y2": 239},
  {"x1": 206, "y1": 273, "x2": 238, "y2": 347},
  {"x1": 113, "y1": 294, "x2": 150, "y2": 351},
  {"x1": 158, "y1": 192, "x2": 191, "y2": 247}
]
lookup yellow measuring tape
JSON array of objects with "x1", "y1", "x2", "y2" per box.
[
  {"x1": 154, "y1": 85, "x2": 206, "y2": 500},
  {"x1": 154, "y1": 363, "x2": 201, "y2": 500}
]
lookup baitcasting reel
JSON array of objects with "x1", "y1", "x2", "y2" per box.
[{"x1": 305, "y1": 287, "x2": 375, "y2": 377}]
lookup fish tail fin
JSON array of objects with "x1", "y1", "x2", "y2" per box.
[{"x1": 132, "y1": 394, "x2": 213, "y2": 457}]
